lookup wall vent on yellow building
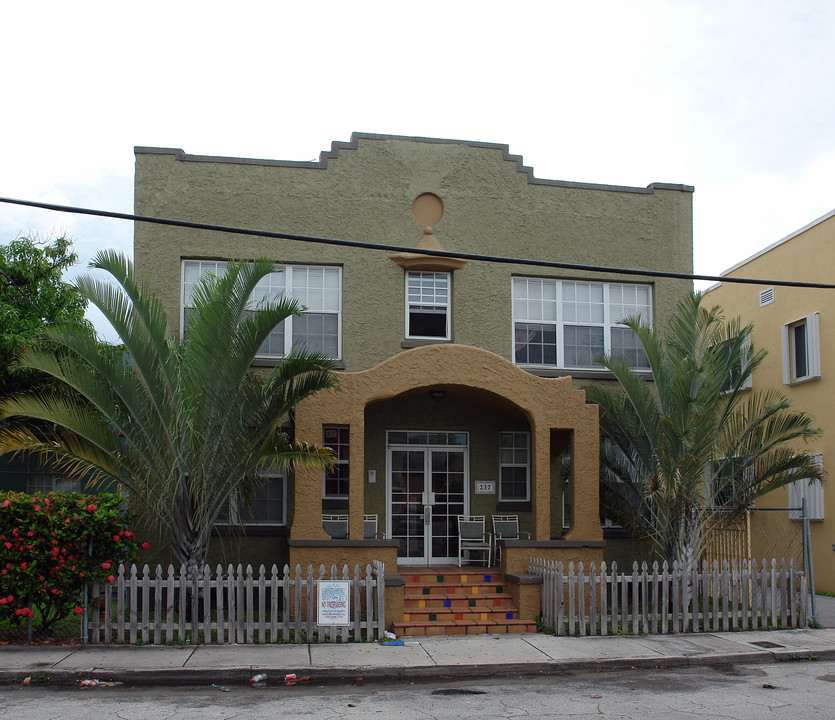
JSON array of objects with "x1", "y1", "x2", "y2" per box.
[{"x1": 759, "y1": 287, "x2": 774, "y2": 307}]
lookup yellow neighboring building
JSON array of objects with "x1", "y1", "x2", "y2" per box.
[{"x1": 707, "y1": 207, "x2": 834, "y2": 592}]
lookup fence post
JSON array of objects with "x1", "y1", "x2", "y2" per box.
[
  {"x1": 600, "y1": 562, "x2": 608, "y2": 636},
  {"x1": 802, "y1": 498, "x2": 817, "y2": 621}
]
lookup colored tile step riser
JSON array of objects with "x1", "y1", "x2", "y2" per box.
[
  {"x1": 405, "y1": 597, "x2": 511, "y2": 609},
  {"x1": 394, "y1": 623, "x2": 537, "y2": 637},
  {"x1": 404, "y1": 597, "x2": 511, "y2": 609},
  {"x1": 408, "y1": 585, "x2": 505, "y2": 596},
  {"x1": 403, "y1": 574, "x2": 498, "y2": 584},
  {"x1": 403, "y1": 611, "x2": 518, "y2": 622}
]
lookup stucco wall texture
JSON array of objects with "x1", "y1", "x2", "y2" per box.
[
  {"x1": 134, "y1": 134, "x2": 693, "y2": 372},
  {"x1": 707, "y1": 209, "x2": 835, "y2": 592},
  {"x1": 133, "y1": 134, "x2": 694, "y2": 569}
]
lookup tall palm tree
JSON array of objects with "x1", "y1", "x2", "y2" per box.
[
  {"x1": 0, "y1": 252, "x2": 338, "y2": 570},
  {"x1": 586, "y1": 291, "x2": 821, "y2": 568}
]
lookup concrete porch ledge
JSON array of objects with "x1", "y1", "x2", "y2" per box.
[
  {"x1": 504, "y1": 572, "x2": 543, "y2": 585},
  {"x1": 288, "y1": 539, "x2": 399, "y2": 547},
  {"x1": 501, "y1": 539, "x2": 606, "y2": 549}
]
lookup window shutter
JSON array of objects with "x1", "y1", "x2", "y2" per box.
[
  {"x1": 806, "y1": 312, "x2": 821, "y2": 379},
  {"x1": 781, "y1": 323, "x2": 792, "y2": 385},
  {"x1": 788, "y1": 453, "x2": 824, "y2": 521}
]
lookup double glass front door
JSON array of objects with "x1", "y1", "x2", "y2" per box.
[{"x1": 387, "y1": 432, "x2": 468, "y2": 565}]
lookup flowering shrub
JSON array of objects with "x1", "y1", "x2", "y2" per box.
[{"x1": 0, "y1": 491, "x2": 145, "y2": 635}]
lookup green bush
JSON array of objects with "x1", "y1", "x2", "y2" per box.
[{"x1": 0, "y1": 491, "x2": 147, "y2": 635}]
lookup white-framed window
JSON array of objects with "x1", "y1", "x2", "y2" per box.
[
  {"x1": 219, "y1": 475, "x2": 286, "y2": 526},
  {"x1": 406, "y1": 271, "x2": 450, "y2": 340},
  {"x1": 782, "y1": 313, "x2": 821, "y2": 385},
  {"x1": 787, "y1": 454, "x2": 824, "y2": 521},
  {"x1": 323, "y1": 426, "x2": 350, "y2": 498},
  {"x1": 499, "y1": 431, "x2": 529, "y2": 501},
  {"x1": 512, "y1": 278, "x2": 652, "y2": 370},
  {"x1": 27, "y1": 474, "x2": 80, "y2": 494},
  {"x1": 719, "y1": 336, "x2": 753, "y2": 394},
  {"x1": 181, "y1": 260, "x2": 342, "y2": 359}
]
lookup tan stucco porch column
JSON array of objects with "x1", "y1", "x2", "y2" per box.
[
  {"x1": 531, "y1": 423, "x2": 552, "y2": 540},
  {"x1": 346, "y1": 408, "x2": 365, "y2": 539}
]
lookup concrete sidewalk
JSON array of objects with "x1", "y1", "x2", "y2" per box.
[{"x1": 3, "y1": 628, "x2": 835, "y2": 687}]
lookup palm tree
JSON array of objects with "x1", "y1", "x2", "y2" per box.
[
  {"x1": 0, "y1": 251, "x2": 338, "y2": 570},
  {"x1": 586, "y1": 291, "x2": 821, "y2": 568}
]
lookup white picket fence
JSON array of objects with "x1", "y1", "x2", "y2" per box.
[
  {"x1": 530, "y1": 558, "x2": 807, "y2": 636},
  {"x1": 84, "y1": 561, "x2": 386, "y2": 645}
]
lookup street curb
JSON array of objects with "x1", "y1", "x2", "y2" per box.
[{"x1": 4, "y1": 648, "x2": 835, "y2": 688}]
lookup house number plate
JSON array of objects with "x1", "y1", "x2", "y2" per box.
[{"x1": 474, "y1": 481, "x2": 496, "y2": 495}]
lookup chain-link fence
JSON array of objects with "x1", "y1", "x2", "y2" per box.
[
  {"x1": 0, "y1": 598, "x2": 85, "y2": 645},
  {"x1": 703, "y1": 505, "x2": 806, "y2": 575}
]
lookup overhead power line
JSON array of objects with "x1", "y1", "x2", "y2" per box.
[{"x1": 1, "y1": 195, "x2": 833, "y2": 290}]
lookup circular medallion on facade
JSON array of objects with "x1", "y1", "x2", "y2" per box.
[{"x1": 412, "y1": 193, "x2": 444, "y2": 226}]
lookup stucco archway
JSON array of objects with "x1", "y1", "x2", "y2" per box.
[{"x1": 292, "y1": 344, "x2": 600, "y2": 543}]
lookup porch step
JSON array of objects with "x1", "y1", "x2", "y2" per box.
[{"x1": 394, "y1": 566, "x2": 535, "y2": 637}]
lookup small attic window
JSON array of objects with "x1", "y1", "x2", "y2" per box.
[{"x1": 759, "y1": 287, "x2": 774, "y2": 307}]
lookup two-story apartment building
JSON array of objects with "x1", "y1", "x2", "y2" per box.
[
  {"x1": 707, "y1": 208, "x2": 833, "y2": 593},
  {"x1": 134, "y1": 134, "x2": 693, "y2": 627}
]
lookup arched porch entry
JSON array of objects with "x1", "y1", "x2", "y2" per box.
[{"x1": 291, "y1": 345, "x2": 601, "y2": 561}]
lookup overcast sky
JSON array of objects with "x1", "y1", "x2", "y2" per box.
[{"x1": 2, "y1": 1, "x2": 833, "y2": 340}]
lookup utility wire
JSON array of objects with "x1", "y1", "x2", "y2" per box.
[
  {"x1": 2, "y1": 195, "x2": 833, "y2": 290},
  {"x1": 0, "y1": 266, "x2": 49, "y2": 320}
]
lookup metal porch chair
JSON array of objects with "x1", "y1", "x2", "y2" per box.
[
  {"x1": 457, "y1": 515, "x2": 492, "y2": 567},
  {"x1": 492, "y1": 514, "x2": 531, "y2": 565},
  {"x1": 322, "y1": 514, "x2": 349, "y2": 540}
]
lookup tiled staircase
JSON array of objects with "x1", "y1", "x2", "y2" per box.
[{"x1": 394, "y1": 566, "x2": 537, "y2": 637}]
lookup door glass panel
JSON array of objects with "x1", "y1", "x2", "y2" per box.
[
  {"x1": 430, "y1": 450, "x2": 466, "y2": 561},
  {"x1": 390, "y1": 450, "x2": 425, "y2": 558}
]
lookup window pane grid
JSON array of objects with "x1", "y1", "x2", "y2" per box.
[
  {"x1": 182, "y1": 261, "x2": 341, "y2": 359},
  {"x1": 512, "y1": 278, "x2": 651, "y2": 370},
  {"x1": 324, "y1": 426, "x2": 350, "y2": 498},
  {"x1": 406, "y1": 271, "x2": 450, "y2": 339},
  {"x1": 499, "y1": 432, "x2": 529, "y2": 501}
]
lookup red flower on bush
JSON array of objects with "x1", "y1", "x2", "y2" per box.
[
  {"x1": 101, "y1": 562, "x2": 111, "y2": 570},
  {"x1": 1, "y1": 500, "x2": 10, "y2": 508},
  {"x1": 86, "y1": 505, "x2": 97, "y2": 512},
  {"x1": 73, "y1": 607, "x2": 84, "y2": 615},
  {"x1": 15, "y1": 608, "x2": 34, "y2": 618},
  {"x1": 107, "y1": 575, "x2": 115, "y2": 583},
  {"x1": 141, "y1": 542, "x2": 150, "y2": 550},
  {"x1": 20, "y1": 562, "x2": 28, "y2": 570}
]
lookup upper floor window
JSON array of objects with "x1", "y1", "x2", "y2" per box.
[
  {"x1": 782, "y1": 313, "x2": 820, "y2": 385},
  {"x1": 182, "y1": 260, "x2": 341, "y2": 359},
  {"x1": 512, "y1": 279, "x2": 651, "y2": 370},
  {"x1": 406, "y1": 271, "x2": 450, "y2": 340},
  {"x1": 719, "y1": 337, "x2": 753, "y2": 394}
]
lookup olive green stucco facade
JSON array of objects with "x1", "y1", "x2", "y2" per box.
[
  {"x1": 135, "y1": 134, "x2": 692, "y2": 373},
  {"x1": 133, "y1": 133, "x2": 693, "y2": 576}
]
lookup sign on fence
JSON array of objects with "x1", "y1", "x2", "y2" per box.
[
  {"x1": 317, "y1": 580, "x2": 351, "y2": 626},
  {"x1": 84, "y1": 561, "x2": 385, "y2": 645}
]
